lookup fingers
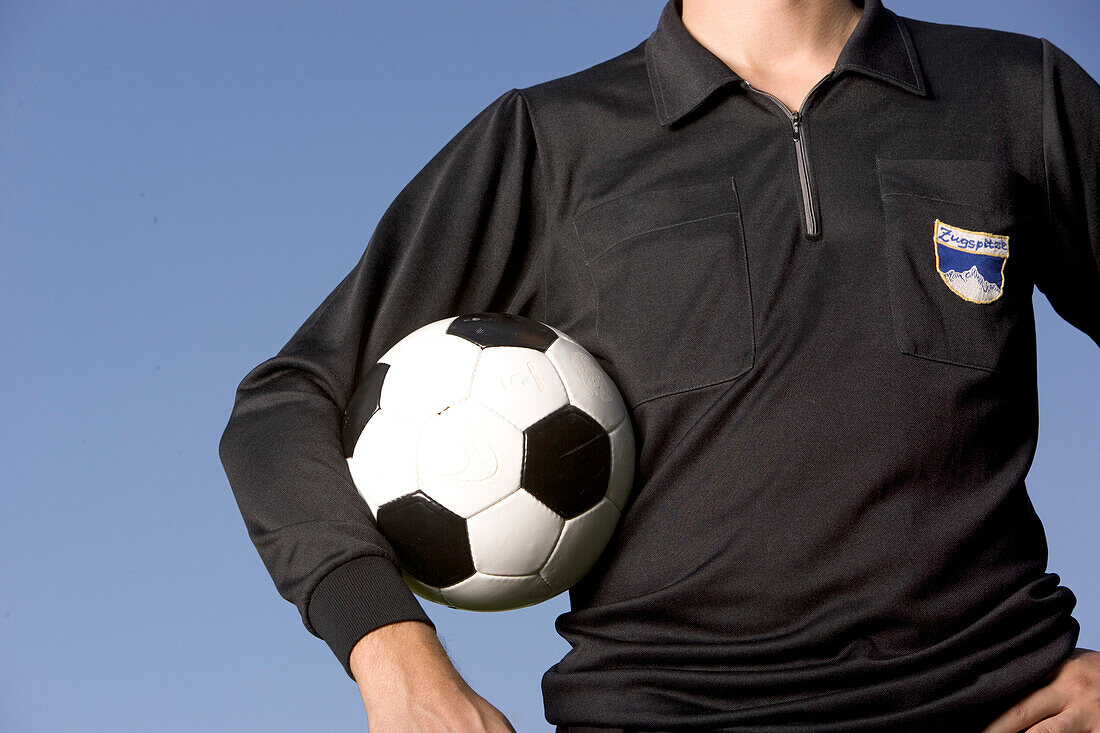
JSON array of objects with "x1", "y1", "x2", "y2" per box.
[
  {"x1": 1022, "y1": 707, "x2": 1089, "y2": 732},
  {"x1": 981, "y1": 682, "x2": 1068, "y2": 733}
]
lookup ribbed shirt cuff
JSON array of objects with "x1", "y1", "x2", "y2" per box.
[{"x1": 307, "y1": 555, "x2": 436, "y2": 681}]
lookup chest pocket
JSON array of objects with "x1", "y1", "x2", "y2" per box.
[
  {"x1": 876, "y1": 158, "x2": 1036, "y2": 373},
  {"x1": 572, "y1": 177, "x2": 755, "y2": 408}
]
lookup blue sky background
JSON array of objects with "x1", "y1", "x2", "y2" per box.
[{"x1": 2, "y1": 2, "x2": 1096, "y2": 731}]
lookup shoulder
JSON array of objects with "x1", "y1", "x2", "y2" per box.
[
  {"x1": 514, "y1": 40, "x2": 649, "y2": 122},
  {"x1": 898, "y1": 13, "x2": 1046, "y2": 87},
  {"x1": 901, "y1": 13, "x2": 1042, "y2": 53},
  {"x1": 897, "y1": 13, "x2": 1099, "y2": 108}
]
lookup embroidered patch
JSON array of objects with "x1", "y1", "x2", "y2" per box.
[{"x1": 933, "y1": 219, "x2": 1009, "y2": 303}]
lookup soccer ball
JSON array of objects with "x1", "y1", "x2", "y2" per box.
[{"x1": 340, "y1": 312, "x2": 634, "y2": 611}]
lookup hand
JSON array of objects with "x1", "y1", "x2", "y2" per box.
[
  {"x1": 363, "y1": 680, "x2": 517, "y2": 733},
  {"x1": 981, "y1": 648, "x2": 1100, "y2": 733},
  {"x1": 350, "y1": 620, "x2": 516, "y2": 732}
]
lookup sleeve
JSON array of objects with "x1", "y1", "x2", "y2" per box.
[
  {"x1": 217, "y1": 87, "x2": 550, "y2": 681},
  {"x1": 1035, "y1": 39, "x2": 1100, "y2": 347}
]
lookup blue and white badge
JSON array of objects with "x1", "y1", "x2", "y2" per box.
[{"x1": 933, "y1": 219, "x2": 1009, "y2": 303}]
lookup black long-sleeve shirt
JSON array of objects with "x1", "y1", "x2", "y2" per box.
[{"x1": 218, "y1": 0, "x2": 1099, "y2": 728}]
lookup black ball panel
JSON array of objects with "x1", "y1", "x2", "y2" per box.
[
  {"x1": 341, "y1": 361, "x2": 389, "y2": 458},
  {"x1": 376, "y1": 491, "x2": 475, "y2": 588},
  {"x1": 522, "y1": 405, "x2": 611, "y2": 520},
  {"x1": 446, "y1": 312, "x2": 558, "y2": 351}
]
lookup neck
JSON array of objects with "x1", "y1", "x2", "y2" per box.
[{"x1": 680, "y1": 0, "x2": 862, "y2": 84}]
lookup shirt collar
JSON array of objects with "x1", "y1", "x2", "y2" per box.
[{"x1": 645, "y1": 0, "x2": 926, "y2": 127}]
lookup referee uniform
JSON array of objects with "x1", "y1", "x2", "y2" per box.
[{"x1": 218, "y1": 0, "x2": 1099, "y2": 729}]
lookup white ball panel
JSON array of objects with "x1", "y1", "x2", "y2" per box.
[
  {"x1": 467, "y1": 489, "x2": 564, "y2": 576},
  {"x1": 377, "y1": 317, "x2": 454, "y2": 366},
  {"x1": 545, "y1": 336, "x2": 627, "y2": 433},
  {"x1": 540, "y1": 497, "x2": 621, "y2": 593},
  {"x1": 402, "y1": 570, "x2": 451, "y2": 607},
  {"x1": 346, "y1": 410, "x2": 419, "y2": 517},
  {"x1": 469, "y1": 346, "x2": 568, "y2": 430},
  {"x1": 440, "y1": 571, "x2": 556, "y2": 611},
  {"x1": 379, "y1": 333, "x2": 481, "y2": 425},
  {"x1": 605, "y1": 418, "x2": 636, "y2": 512},
  {"x1": 417, "y1": 400, "x2": 524, "y2": 518}
]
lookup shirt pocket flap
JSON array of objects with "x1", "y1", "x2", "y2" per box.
[
  {"x1": 574, "y1": 177, "x2": 741, "y2": 260},
  {"x1": 876, "y1": 157, "x2": 1028, "y2": 211}
]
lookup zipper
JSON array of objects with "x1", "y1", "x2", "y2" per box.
[
  {"x1": 741, "y1": 74, "x2": 833, "y2": 240},
  {"x1": 790, "y1": 112, "x2": 817, "y2": 238}
]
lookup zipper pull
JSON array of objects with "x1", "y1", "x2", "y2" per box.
[{"x1": 791, "y1": 112, "x2": 801, "y2": 141}]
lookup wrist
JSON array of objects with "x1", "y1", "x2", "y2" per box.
[{"x1": 349, "y1": 620, "x2": 456, "y2": 686}]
